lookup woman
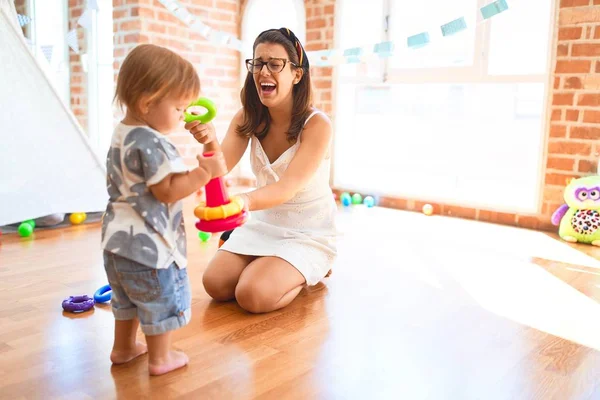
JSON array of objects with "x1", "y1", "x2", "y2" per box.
[{"x1": 186, "y1": 28, "x2": 337, "y2": 314}]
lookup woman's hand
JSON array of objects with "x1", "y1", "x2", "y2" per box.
[{"x1": 185, "y1": 121, "x2": 216, "y2": 145}]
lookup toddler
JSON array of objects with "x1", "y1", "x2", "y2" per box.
[{"x1": 101, "y1": 44, "x2": 226, "y2": 376}]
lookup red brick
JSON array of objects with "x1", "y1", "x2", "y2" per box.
[
  {"x1": 597, "y1": 61, "x2": 600, "y2": 73},
  {"x1": 564, "y1": 77, "x2": 582, "y2": 89},
  {"x1": 324, "y1": 5, "x2": 335, "y2": 14},
  {"x1": 307, "y1": 31, "x2": 322, "y2": 41},
  {"x1": 595, "y1": 0, "x2": 600, "y2": 4},
  {"x1": 578, "y1": 93, "x2": 600, "y2": 106},
  {"x1": 120, "y1": 19, "x2": 142, "y2": 31},
  {"x1": 548, "y1": 141, "x2": 592, "y2": 155},
  {"x1": 478, "y1": 210, "x2": 517, "y2": 226},
  {"x1": 558, "y1": 27, "x2": 582, "y2": 40},
  {"x1": 555, "y1": 60, "x2": 592, "y2": 73},
  {"x1": 570, "y1": 126, "x2": 600, "y2": 140},
  {"x1": 516, "y1": 216, "x2": 542, "y2": 231},
  {"x1": 209, "y1": 11, "x2": 235, "y2": 22},
  {"x1": 551, "y1": 124, "x2": 568, "y2": 137},
  {"x1": 216, "y1": 0, "x2": 238, "y2": 12},
  {"x1": 572, "y1": 43, "x2": 600, "y2": 57},
  {"x1": 560, "y1": 0, "x2": 590, "y2": 6},
  {"x1": 554, "y1": 77, "x2": 561, "y2": 89},
  {"x1": 547, "y1": 156, "x2": 576, "y2": 171},
  {"x1": 579, "y1": 159, "x2": 598, "y2": 173},
  {"x1": 307, "y1": 18, "x2": 327, "y2": 29},
  {"x1": 566, "y1": 109, "x2": 580, "y2": 121},
  {"x1": 558, "y1": 44, "x2": 569, "y2": 57},
  {"x1": 584, "y1": 110, "x2": 600, "y2": 123},
  {"x1": 443, "y1": 206, "x2": 477, "y2": 220},
  {"x1": 559, "y1": 8, "x2": 600, "y2": 24},
  {"x1": 553, "y1": 93, "x2": 574, "y2": 105},
  {"x1": 551, "y1": 109, "x2": 563, "y2": 121},
  {"x1": 596, "y1": 26, "x2": 600, "y2": 39},
  {"x1": 546, "y1": 172, "x2": 579, "y2": 186}
]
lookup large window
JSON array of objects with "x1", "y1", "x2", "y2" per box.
[
  {"x1": 19, "y1": 0, "x2": 70, "y2": 106},
  {"x1": 86, "y1": 0, "x2": 114, "y2": 159},
  {"x1": 333, "y1": 0, "x2": 555, "y2": 213}
]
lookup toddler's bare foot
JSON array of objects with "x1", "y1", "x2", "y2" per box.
[
  {"x1": 148, "y1": 350, "x2": 189, "y2": 376},
  {"x1": 110, "y1": 341, "x2": 148, "y2": 364}
]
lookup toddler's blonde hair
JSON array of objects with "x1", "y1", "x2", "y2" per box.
[{"x1": 115, "y1": 44, "x2": 200, "y2": 115}]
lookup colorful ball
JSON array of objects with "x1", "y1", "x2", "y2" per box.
[
  {"x1": 18, "y1": 222, "x2": 33, "y2": 237},
  {"x1": 24, "y1": 219, "x2": 35, "y2": 229},
  {"x1": 340, "y1": 192, "x2": 352, "y2": 207},
  {"x1": 422, "y1": 204, "x2": 434, "y2": 216},
  {"x1": 352, "y1": 193, "x2": 363, "y2": 205},
  {"x1": 363, "y1": 196, "x2": 375, "y2": 208},
  {"x1": 69, "y1": 213, "x2": 86, "y2": 225},
  {"x1": 198, "y1": 231, "x2": 212, "y2": 242}
]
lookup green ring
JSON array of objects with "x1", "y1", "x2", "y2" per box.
[{"x1": 184, "y1": 97, "x2": 217, "y2": 124}]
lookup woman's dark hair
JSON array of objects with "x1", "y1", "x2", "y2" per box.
[{"x1": 237, "y1": 28, "x2": 312, "y2": 143}]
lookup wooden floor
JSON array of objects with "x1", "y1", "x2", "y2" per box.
[{"x1": 2, "y1": 198, "x2": 600, "y2": 400}]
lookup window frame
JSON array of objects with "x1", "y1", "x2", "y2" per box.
[{"x1": 330, "y1": 0, "x2": 559, "y2": 214}]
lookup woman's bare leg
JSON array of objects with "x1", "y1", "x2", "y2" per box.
[
  {"x1": 234, "y1": 256, "x2": 306, "y2": 313},
  {"x1": 202, "y1": 250, "x2": 256, "y2": 301}
]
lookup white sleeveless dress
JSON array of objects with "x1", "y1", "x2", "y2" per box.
[{"x1": 219, "y1": 110, "x2": 338, "y2": 286}]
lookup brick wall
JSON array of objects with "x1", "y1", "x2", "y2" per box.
[
  {"x1": 544, "y1": 0, "x2": 600, "y2": 221},
  {"x1": 112, "y1": 0, "x2": 242, "y2": 167},
  {"x1": 305, "y1": 0, "x2": 335, "y2": 116},
  {"x1": 68, "y1": 0, "x2": 88, "y2": 130}
]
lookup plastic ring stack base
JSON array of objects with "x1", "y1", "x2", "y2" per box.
[
  {"x1": 195, "y1": 210, "x2": 249, "y2": 233},
  {"x1": 62, "y1": 295, "x2": 95, "y2": 313},
  {"x1": 93, "y1": 284, "x2": 112, "y2": 303}
]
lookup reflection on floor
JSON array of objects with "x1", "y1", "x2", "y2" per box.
[{"x1": 1, "y1": 198, "x2": 600, "y2": 399}]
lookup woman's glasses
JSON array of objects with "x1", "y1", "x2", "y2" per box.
[{"x1": 245, "y1": 58, "x2": 298, "y2": 74}]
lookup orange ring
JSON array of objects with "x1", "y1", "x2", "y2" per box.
[{"x1": 194, "y1": 195, "x2": 244, "y2": 221}]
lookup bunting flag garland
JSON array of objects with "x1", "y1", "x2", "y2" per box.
[
  {"x1": 17, "y1": 14, "x2": 31, "y2": 27},
  {"x1": 40, "y1": 45, "x2": 54, "y2": 63},
  {"x1": 77, "y1": 10, "x2": 93, "y2": 30},
  {"x1": 15, "y1": 0, "x2": 511, "y2": 71},
  {"x1": 156, "y1": 0, "x2": 510, "y2": 67},
  {"x1": 66, "y1": 29, "x2": 79, "y2": 54}
]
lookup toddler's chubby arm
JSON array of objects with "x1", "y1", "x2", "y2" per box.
[
  {"x1": 185, "y1": 109, "x2": 250, "y2": 173},
  {"x1": 241, "y1": 113, "x2": 332, "y2": 212},
  {"x1": 150, "y1": 152, "x2": 227, "y2": 204}
]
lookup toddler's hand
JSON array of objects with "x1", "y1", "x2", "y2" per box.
[
  {"x1": 197, "y1": 151, "x2": 227, "y2": 178},
  {"x1": 185, "y1": 120, "x2": 216, "y2": 145}
]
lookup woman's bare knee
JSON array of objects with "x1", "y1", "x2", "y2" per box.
[
  {"x1": 202, "y1": 270, "x2": 235, "y2": 301},
  {"x1": 202, "y1": 251, "x2": 254, "y2": 302},
  {"x1": 235, "y1": 280, "x2": 276, "y2": 314}
]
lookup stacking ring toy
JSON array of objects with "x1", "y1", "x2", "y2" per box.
[
  {"x1": 194, "y1": 153, "x2": 249, "y2": 233},
  {"x1": 184, "y1": 97, "x2": 217, "y2": 124},
  {"x1": 93, "y1": 284, "x2": 112, "y2": 303},
  {"x1": 62, "y1": 295, "x2": 95, "y2": 313}
]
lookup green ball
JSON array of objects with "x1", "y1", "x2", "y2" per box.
[
  {"x1": 352, "y1": 193, "x2": 363, "y2": 204},
  {"x1": 18, "y1": 222, "x2": 33, "y2": 237},
  {"x1": 24, "y1": 219, "x2": 35, "y2": 228},
  {"x1": 198, "y1": 231, "x2": 212, "y2": 242}
]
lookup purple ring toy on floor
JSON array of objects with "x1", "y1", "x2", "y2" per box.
[{"x1": 62, "y1": 295, "x2": 95, "y2": 313}]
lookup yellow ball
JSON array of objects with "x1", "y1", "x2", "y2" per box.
[
  {"x1": 422, "y1": 204, "x2": 433, "y2": 216},
  {"x1": 69, "y1": 212, "x2": 86, "y2": 225}
]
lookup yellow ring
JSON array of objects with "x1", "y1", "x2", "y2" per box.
[{"x1": 194, "y1": 195, "x2": 245, "y2": 221}]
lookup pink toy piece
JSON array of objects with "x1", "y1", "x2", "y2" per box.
[
  {"x1": 195, "y1": 210, "x2": 249, "y2": 233},
  {"x1": 194, "y1": 151, "x2": 248, "y2": 233}
]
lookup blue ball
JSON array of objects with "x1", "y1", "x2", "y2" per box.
[
  {"x1": 364, "y1": 196, "x2": 375, "y2": 208},
  {"x1": 340, "y1": 192, "x2": 352, "y2": 207}
]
